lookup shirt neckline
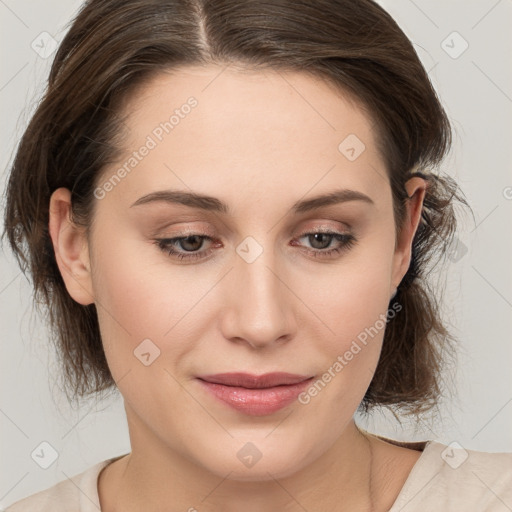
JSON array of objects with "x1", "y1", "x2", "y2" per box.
[{"x1": 387, "y1": 440, "x2": 443, "y2": 511}]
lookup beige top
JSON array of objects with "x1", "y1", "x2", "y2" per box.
[{"x1": 5, "y1": 441, "x2": 512, "y2": 511}]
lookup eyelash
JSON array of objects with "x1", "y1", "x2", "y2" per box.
[{"x1": 153, "y1": 230, "x2": 357, "y2": 262}]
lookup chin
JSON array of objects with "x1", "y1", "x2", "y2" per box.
[{"x1": 195, "y1": 438, "x2": 316, "y2": 482}]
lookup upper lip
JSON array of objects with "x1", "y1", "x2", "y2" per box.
[{"x1": 197, "y1": 372, "x2": 313, "y2": 389}]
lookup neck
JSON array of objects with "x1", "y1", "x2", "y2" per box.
[{"x1": 99, "y1": 411, "x2": 380, "y2": 512}]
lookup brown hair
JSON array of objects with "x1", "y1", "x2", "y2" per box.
[{"x1": 2, "y1": 0, "x2": 468, "y2": 414}]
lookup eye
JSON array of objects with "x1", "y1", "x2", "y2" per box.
[
  {"x1": 154, "y1": 229, "x2": 357, "y2": 263},
  {"x1": 291, "y1": 230, "x2": 357, "y2": 258},
  {"x1": 153, "y1": 235, "x2": 217, "y2": 261},
  {"x1": 305, "y1": 233, "x2": 336, "y2": 249}
]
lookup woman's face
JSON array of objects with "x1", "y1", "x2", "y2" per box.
[{"x1": 52, "y1": 64, "x2": 425, "y2": 480}]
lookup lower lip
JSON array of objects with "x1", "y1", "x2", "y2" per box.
[{"x1": 197, "y1": 378, "x2": 313, "y2": 416}]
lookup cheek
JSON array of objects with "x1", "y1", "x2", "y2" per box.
[
  {"x1": 300, "y1": 240, "x2": 394, "y2": 343},
  {"x1": 295, "y1": 278, "x2": 392, "y2": 426},
  {"x1": 294, "y1": 236, "x2": 395, "y2": 396},
  {"x1": 90, "y1": 233, "x2": 224, "y2": 381}
]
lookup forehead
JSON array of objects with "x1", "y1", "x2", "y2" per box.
[
  {"x1": 120, "y1": 64, "x2": 375, "y2": 145},
  {"x1": 103, "y1": 64, "x2": 388, "y2": 207}
]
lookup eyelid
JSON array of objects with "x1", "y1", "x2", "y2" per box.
[
  {"x1": 152, "y1": 221, "x2": 354, "y2": 248},
  {"x1": 295, "y1": 225, "x2": 350, "y2": 236},
  {"x1": 150, "y1": 223, "x2": 216, "y2": 239},
  {"x1": 291, "y1": 220, "x2": 355, "y2": 244}
]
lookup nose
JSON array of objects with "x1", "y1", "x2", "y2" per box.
[{"x1": 219, "y1": 246, "x2": 297, "y2": 350}]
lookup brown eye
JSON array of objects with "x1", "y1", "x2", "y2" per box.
[{"x1": 178, "y1": 235, "x2": 205, "y2": 252}]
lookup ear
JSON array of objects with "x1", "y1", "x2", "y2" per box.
[
  {"x1": 391, "y1": 176, "x2": 427, "y2": 292},
  {"x1": 48, "y1": 187, "x2": 94, "y2": 305}
]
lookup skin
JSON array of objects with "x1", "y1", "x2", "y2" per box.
[{"x1": 49, "y1": 64, "x2": 426, "y2": 511}]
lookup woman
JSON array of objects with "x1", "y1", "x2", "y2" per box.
[{"x1": 3, "y1": 0, "x2": 511, "y2": 510}]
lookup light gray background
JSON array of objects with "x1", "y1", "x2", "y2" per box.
[{"x1": 1, "y1": 0, "x2": 511, "y2": 508}]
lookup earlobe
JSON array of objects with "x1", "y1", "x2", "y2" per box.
[
  {"x1": 391, "y1": 176, "x2": 427, "y2": 291},
  {"x1": 48, "y1": 187, "x2": 94, "y2": 306}
]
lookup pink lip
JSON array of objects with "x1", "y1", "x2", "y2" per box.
[{"x1": 196, "y1": 372, "x2": 314, "y2": 416}]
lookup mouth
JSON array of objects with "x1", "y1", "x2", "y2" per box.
[{"x1": 196, "y1": 372, "x2": 314, "y2": 416}]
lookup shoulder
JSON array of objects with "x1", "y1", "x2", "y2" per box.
[
  {"x1": 4, "y1": 458, "x2": 114, "y2": 512},
  {"x1": 390, "y1": 441, "x2": 512, "y2": 512}
]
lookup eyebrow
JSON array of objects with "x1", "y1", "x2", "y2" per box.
[{"x1": 129, "y1": 188, "x2": 374, "y2": 213}]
